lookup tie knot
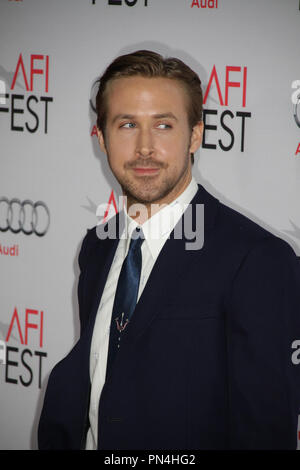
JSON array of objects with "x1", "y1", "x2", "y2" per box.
[{"x1": 129, "y1": 227, "x2": 144, "y2": 251}]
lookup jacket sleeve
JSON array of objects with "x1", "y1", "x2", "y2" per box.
[
  {"x1": 38, "y1": 229, "x2": 95, "y2": 450},
  {"x1": 226, "y1": 236, "x2": 300, "y2": 449}
]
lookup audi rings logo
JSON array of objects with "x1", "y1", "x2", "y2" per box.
[{"x1": 0, "y1": 198, "x2": 50, "y2": 237}]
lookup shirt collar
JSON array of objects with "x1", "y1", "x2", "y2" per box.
[{"x1": 122, "y1": 177, "x2": 198, "y2": 259}]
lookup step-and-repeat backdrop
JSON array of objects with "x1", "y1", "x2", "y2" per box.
[{"x1": 0, "y1": 0, "x2": 300, "y2": 450}]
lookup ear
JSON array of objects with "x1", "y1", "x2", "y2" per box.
[
  {"x1": 97, "y1": 127, "x2": 107, "y2": 154},
  {"x1": 189, "y1": 121, "x2": 204, "y2": 154}
]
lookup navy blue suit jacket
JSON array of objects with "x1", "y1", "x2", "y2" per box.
[{"x1": 38, "y1": 184, "x2": 300, "y2": 449}]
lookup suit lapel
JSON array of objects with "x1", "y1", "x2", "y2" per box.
[{"x1": 120, "y1": 184, "x2": 219, "y2": 345}]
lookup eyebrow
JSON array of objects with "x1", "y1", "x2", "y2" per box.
[
  {"x1": 111, "y1": 112, "x2": 178, "y2": 124},
  {"x1": 152, "y1": 113, "x2": 178, "y2": 121}
]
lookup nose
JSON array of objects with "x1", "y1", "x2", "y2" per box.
[{"x1": 136, "y1": 127, "x2": 154, "y2": 158}]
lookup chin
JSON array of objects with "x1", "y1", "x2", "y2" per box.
[
  {"x1": 127, "y1": 186, "x2": 173, "y2": 206},
  {"x1": 129, "y1": 191, "x2": 161, "y2": 204},
  {"x1": 119, "y1": 175, "x2": 176, "y2": 205}
]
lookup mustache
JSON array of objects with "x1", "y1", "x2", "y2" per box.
[{"x1": 125, "y1": 159, "x2": 167, "y2": 169}]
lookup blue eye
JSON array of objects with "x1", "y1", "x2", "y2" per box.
[
  {"x1": 121, "y1": 122, "x2": 135, "y2": 128},
  {"x1": 157, "y1": 124, "x2": 172, "y2": 129}
]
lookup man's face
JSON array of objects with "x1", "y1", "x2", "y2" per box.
[{"x1": 98, "y1": 76, "x2": 203, "y2": 208}]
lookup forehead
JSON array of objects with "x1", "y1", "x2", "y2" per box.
[{"x1": 105, "y1": 76, "x2": 189, "y2": 117}]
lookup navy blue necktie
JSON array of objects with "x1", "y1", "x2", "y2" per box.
[{"x1": 106, "y1": 227, "x2": 144, "y2": 378}]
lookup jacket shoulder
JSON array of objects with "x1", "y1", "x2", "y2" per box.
[
  {"x1": 196, "y1": 184, "x2": 298, "y2": 268},
  {"x1": 78, "y1": 212, "x2": 120, "y2": 270},
  {"x1": 217, "y1": 201, "x2": 273, "y2": 241},
  {"x1": 214, "y1": 199, "x2": 298, "y2": 269}
]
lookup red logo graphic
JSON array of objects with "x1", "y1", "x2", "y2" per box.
[
  {"x1": 204, "y1": 65, "x2": 247, "y2": 108},
  {"x1": 191, "y1": 0, "x2": 218, "y2": 8},
  {"x1": 0, "y1": 243, "x2": 19, "y2": 257},
  {"x1": 11, "y1": 53, "x2": 49, "y2": 93}
]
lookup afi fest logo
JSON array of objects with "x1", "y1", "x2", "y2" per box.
[
  {"x1": 202, "y1": 65, "x2": 251, "y2": 152},
  {"x1": 0, "y1": 53, "x2": 53, "y2": 133},
  {"x1": 0, "y1": 307, "x2": 47, "y2": 388},
  {"x1": 291, "y1": 79, "x2": 300, "y2": 156}
]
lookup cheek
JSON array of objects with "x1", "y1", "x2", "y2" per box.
[
  {"x1": 107, "y1": 138, "x2": 132, "y2": 162},
  {"x1": 111, "y1": 134, "x2": 138, "y2": 158},
  {"x1": 159, "y1": 134, "x2": 190, "y2": 160}
]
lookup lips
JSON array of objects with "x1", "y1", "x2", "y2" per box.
[{"x1": 132, "y1": 167, "x2": 160, "y2": 175}]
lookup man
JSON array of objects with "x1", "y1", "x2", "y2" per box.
[{"x1": 38, "y1": 50, "x2": 300, "y2": 450}]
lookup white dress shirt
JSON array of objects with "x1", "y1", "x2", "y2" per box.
[{"x1": 85, "y1": 177, "x2": 198, "y2": 450}]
